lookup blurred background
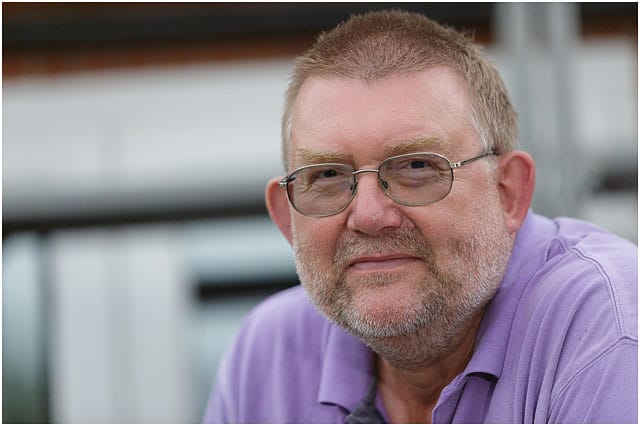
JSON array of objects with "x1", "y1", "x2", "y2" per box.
[{"x1": 3, "y1": 3, "x2": 637, "y2": 423}]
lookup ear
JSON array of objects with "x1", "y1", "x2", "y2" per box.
[
  {"x1": 497, "y1": 151, "x2": 536, "y2": 233},
  {"x1": 265, "y1": 176, "x2": 294, "y2": 245}
]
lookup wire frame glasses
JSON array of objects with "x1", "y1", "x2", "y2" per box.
[{"x1": 279, "y1": 151, "x2": 497, "y2": 217}]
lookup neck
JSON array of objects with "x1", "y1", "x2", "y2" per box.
[{"x1": 376, "y1": 309, "x2": 484, "y2": 423}]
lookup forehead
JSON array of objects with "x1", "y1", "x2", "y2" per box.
[{"x1": 289, "y1": 67, "x2": 477, "y2": 166}]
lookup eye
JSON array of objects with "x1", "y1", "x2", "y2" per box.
[
  {"x1": 383, "y1": 155, "x2": 448, "y2": 187},
  {"x1": 393, "y1": 157, "x2": 439, "y2": 173},
  {"x1": 409, "y1": 160, "x2": 428, "y2": 169},
  {"x1": 295, "y1": 165, "x2": 352, "y2": 193},
  {"x1": 318, "y1": 168, "x2": 339, "y2": 179},
  {"x1": 307, "y1": 167, "x2": 345, "y2": 184}
]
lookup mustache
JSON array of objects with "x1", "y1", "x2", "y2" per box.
[{"x1": 333, "y1": 229, "x2": 430, "y2": 271}]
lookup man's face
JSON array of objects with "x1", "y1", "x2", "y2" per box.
[{"x1": 287, "y1": 68, "x2": 514, "y2": 355}]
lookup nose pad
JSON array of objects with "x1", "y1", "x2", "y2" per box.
[
  {"x1": 351, "y1": 173, "x2": 390, "y2": 199},
  {"x1": 380, "y1": 178, "x2": 389, "y2": 190},
  {"x1": 346, "y1": 172, "x2": 402, "y2": 234}
]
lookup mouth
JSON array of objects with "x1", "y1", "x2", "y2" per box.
[{"x1": 348, "y1": 254, "x2": 422, "y2": 272}]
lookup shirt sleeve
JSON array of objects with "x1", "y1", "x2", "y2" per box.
[
  {"x1": 202, "y1": 381, "x2": 229, "y2": 423},
  {"x1": 548, "y1": 338, "x2": 638, "y2": 423},
  {"x1": 202, "y1": 357, "x2": 231, "y2": 423},
  {"x1": 202, "y1": 335, "x2": 238, "y2": 424}
]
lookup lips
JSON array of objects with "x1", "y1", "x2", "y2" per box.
[{"x1": 348, "y1": 254, "x2": 421, "y2": 271}]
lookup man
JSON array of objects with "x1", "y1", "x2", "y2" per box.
[{"x1": 204, "y1": 10, "x2": 637, "y2": 423}]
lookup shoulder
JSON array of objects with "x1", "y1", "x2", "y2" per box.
[
  {"x1": 533, "y1": 217, "x2": 637, "y2": 340},
  {"x1": 511, "y1": 216, "x2": 637, "y2": 416},
  {"x1": 514, "y1": 216, "x2": 637, "y2": 347},
  {"x1": 241, "y1": 285, "x2": 327, "y2": 343},
  {"x1": 492, "y1": 215, "x2": 637, "y2": 422},
  {"x1": 226, "y1": 285, "x2": 329, "y2": 372},
  {"x1": 204, "y1": 285, "x2": 333, "y2": 423}
]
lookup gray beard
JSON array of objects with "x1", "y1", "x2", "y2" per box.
[{"x1": 293, "y1": 220, "x2": 513, "y2": 368}]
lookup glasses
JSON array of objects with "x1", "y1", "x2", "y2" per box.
[{"x1": 279, "y1": 151, "x2": 498, "y2": 217}]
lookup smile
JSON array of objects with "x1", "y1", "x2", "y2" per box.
[{"x1": 348, "y1": 254, "x2": 421, "y2": 272}]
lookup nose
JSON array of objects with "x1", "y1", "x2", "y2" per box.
[{"x1": 346, "y1": 172, "x2": 403, "y2": 235}]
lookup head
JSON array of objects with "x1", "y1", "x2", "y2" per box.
[{"x1": 266, "y1": 10, "x2": 535, "y2": 367}]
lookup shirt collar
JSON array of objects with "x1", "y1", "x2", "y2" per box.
[{"x1": 317, "y1": 321, "x2": 374, "y2": 412}]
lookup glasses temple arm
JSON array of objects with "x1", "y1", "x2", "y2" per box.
[{"x1": 450, "y1": 150, "x2": 499, "y2": 169}]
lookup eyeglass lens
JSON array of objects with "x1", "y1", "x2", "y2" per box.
[{"x1": 285, "y1": 153, "x2": 454, "y2": 217}]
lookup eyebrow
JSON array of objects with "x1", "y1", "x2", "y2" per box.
[
  {"x1": 385, "y1": 136, "x2": 447, "y2": 157},
  {"x1": 292, "y1": 135, "x2": 447, "y2": 169},
  {"x1": 293, "y1": 147, "x2": 353, "y2": 168}
]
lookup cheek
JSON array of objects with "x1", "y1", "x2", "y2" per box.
[
  {"x1": 407, "y1": 186, "x2": 503, "y2": 250},
  {"x1": 440, "y1": 172, "x2": 503, "y2": 220},
  {"x1": 292, "y1": 216, "x2": 342, "y2": 259},
  {"x1": 406, "y1": 204, "x2": 459, "y2": 240}
]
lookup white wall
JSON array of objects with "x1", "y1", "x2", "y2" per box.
[{"x1": 3, "y1": 59, "x2": 292, "y2": 221}]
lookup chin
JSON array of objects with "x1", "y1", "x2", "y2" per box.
[{"x1": 334, "y1": 292, "x2": 445, "y2": 340}]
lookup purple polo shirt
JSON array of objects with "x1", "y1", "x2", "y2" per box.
[{"x1": 204, "y1": 211, "x2": 638, "y2": 423}]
